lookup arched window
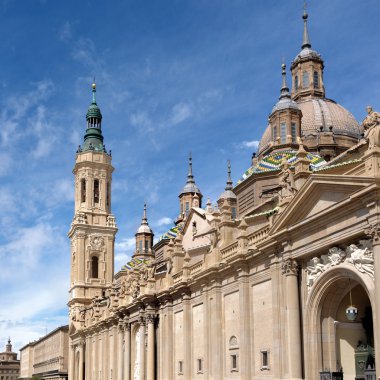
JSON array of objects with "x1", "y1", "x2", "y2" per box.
[
  {"x1": 81, "y1": 179, "x2": 86, "y2": 203},
  {"x1": 291, "y1": 123, "x2": 297, "y2": 143},
  {"x1": 280, "y1": 123, "x2": 286, "y2": 144},
  {"x1": 294, "y1": 75, "x2": 298, "y2": 91},
  {"x1": 91, "y1": 256, "x2": 99, "y2": 278},
  {"x1": 94, "y1": 179, "x2": 99, "y2": 204},
  {"x1": 313, "y1": 71, "x2": 319, "y2": 88},
  {"x1": 302, "y1": 71, "x2": 309, "y2": 88},
  {"x1": 229, "y1": 336, "x2": 239, "y2": 372}
]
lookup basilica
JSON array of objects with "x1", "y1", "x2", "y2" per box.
[{"x1": 68, "y1": 10, "x2": 380, "y2": 380}]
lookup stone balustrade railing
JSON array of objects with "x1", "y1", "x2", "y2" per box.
[{"x1": 247, "y1": 226, "x2": 269, "y2": 247}]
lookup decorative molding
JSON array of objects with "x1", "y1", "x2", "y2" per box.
[
  {"x1": 281, "y1": 258, "x2": 299, "y2": 276},
  {"x1": 364, "y1": 223, "x2": 380, "y2": 245},
  {"x1": 306, "y1": 240, "x2": 374, "y2": 290},
  {"x1": 89, "y1": 234, "x2": 105, "y2": 250}
]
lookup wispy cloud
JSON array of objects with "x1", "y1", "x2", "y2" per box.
[
  {"x1": 156, "y1": 217, "x2": 172, "y2": 226},
  {"x1": 237, "y1": 140, "x2": 260, "y2": 149}
]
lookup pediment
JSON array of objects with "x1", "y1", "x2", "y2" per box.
[{"x1": 270, "y1": 175, "x2": 373, "y2": 234}]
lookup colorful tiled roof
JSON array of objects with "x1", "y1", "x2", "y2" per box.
[
  {"x1": 237, "y1": 150, "x2": 326, "y2": 184},
  {"x1": 159, "y1": 226, "x2": 180, "y2": 242},
  {"x1": 121, "y1": 257, "x2": 152, "y2": 271}
]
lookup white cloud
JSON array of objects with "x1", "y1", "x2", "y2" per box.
[
  {"x1": 59, "y1": 21, "x2": 72, "y2": 42},
  {"x1": 238, "y1": 140, "x2": 260, "y2": 149},
  {"x1": 156, "y1": 217, "x2": 172, "y2": 226},
  {"x1": 0, "y1": 153, "x2": 12, "y2": 176},
  {"x1": 170, "y1": 102, "x2": 192, "y2": 125}
]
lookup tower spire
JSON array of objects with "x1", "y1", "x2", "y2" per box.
[
  {"x1": 225, "y1": 160, "x2": 233, "y2": 190},
  {"x1": 302, "y1": 4, "x2": 311, "y2": 49},
  {"x1": 187, "y1": 152, "x2": 194, "y2": 183},
  {"x1": 141, "y1": 203, "x2": 148, "y2": 225}
]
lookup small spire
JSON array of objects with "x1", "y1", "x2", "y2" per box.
[
  {"x1": 92, "y1": 79, "x2": 97, "y2": 104},
  {"x1": 302, "y1": 3, "x2": 311, "y2": 49},
  {"x1": 225, "y1": 160, "x2": 233, "y2": 190},
  {"x1": 187, "y1": 152, "x2": 193, "y2": 182},
  {"x1": 141, "y1": 203, "x2": 148, "y2": 225},
  {"x1": 279, "y1": 63, "x2": 291, "y2": 100}
]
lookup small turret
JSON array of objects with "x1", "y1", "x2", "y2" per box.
[
  {"x1": 218, "y1": 160, "x2": 237, "y2": 219},
  {"x1": 134, "y1": 203, "x2": 154, "y2": 259},
  {"x1": 177, "y1": 153, "x2": 203, "y2": 223}
]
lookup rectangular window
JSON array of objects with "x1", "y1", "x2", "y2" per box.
[
  {"x1": 280, "y1": 123, "x2": 286, "y2": 144},
  {"x1": 197, "y1": 359, "x2": 203, "y2": 373},
  {"x1": 291, "y1": 123, "x2": 297, "y2": 143},
  {"x1": 273, "y1": 126, "x2": 277, "y2": 141},
  {"x1": 232, "y1": 207, "x2": 237, "y2": 220},
  {"x1": 106, "y1": 181, "x2": 110, "y2": 207},
  {"x1": 185, "y1": 202, "x2": 190, "y2": 216},
  {"x1": 261, "y1": 350, "x2": 270, "y2": 370},
  {"x1": 145, "y1": 239, "x2": 149, "y2": 252},
  {"x1": 302, "y1": 71, "x2": 309, "y2": 88},
  {"x1": 178, "y1": 361, "x2": 183, "y2": 374},
  {"x1": 313, "y1": 71, "x2": 319, "y2": 89},
  {"x1": 139, "y1": 240, "x2": 142, "y2": 252},
  {"x1": 231, "y1": 354, "x2": 238, "y2": 371}
]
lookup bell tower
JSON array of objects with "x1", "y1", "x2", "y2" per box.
[{"x1": 68, "y1": 82, "x2": 118, "y2": 314}]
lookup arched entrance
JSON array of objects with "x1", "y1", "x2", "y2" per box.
[{"x1": 304, "y1": 266, "x2": 375, "y2": 380}]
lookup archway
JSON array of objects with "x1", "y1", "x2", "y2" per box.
[{"x1": 304, "y1": 266, "x2": 375, "y2": 380}]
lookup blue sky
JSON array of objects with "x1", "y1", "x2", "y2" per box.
[{"x1": 0, "y1": 0, "x2": 379, "y2": 353}]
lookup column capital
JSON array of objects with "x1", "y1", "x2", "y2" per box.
[
  {"x1": 146, "y1": 314, "x2": 155, "y2": 324},
  {"x1": 281, "y1": 258, "x2": 299, "y2": 276},
  {"x1": 124, "y1": 322, "x2": 131, "y2": 331},
  {"x1": 364, "y1": 222, "x2": 380, "y2": 246}
]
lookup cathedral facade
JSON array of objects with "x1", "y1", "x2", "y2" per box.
[{"x1": 68, "y1": 11, "x2": 380, "y2": 380}]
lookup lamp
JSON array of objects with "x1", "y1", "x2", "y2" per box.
[{"x1": 345, "y1": 278, "x2": 358, "y2": 322}]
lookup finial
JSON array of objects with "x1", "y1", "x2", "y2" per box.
[
  {"x1": 8, "y1": 337, "x2": 10, "y2": 344},
  {"x1": 225, "y1": 160, "x2": 233, "y2": 190},
  {"x1": 91, "y1": 79, "x2": 97, "y2": 104},
  {"x1": 367, "y1": 105, "x2": 373, "y2": 114},
  {"x1": 142, "y1": 203, "x2": 148, "y2": 224},
  {"x1": 279, "y1": 63, "x2": 290, "y2": 99},
  {"x1": 302, "y1": 2, "x2": 311, "y2": 49},
  {"x1": 187, "y1": 152, "x2": 194, "y2": 182}
]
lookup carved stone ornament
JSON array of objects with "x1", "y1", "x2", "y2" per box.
[
  {"x1": 306, "y1": 240, "x2": 374, "y2": 290},
  {"x1": 89, "y1": 234, "x2": 105, "y2": 250},
  {"x1": 281, "y1": 258, "x2": 299, "y2": 276},
  {"x1": 364, "y1": 223, "x2": 380, "y2": 245},
  {"x1": 362, "y1": 106, "x2": 380, "y2": 149},
  {"x1": 72, "y1": 212, "x2": 87, "y2": 225},
  {"x1": 146, "y1": 314, "x2": 155, "y2": 324}
]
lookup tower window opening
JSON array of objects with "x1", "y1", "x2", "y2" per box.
[
  {"x1": 139, "y1": 240, "x2": 142, "y2": 253},
  {"x1": 185, "y1": 202, "x2": 190, "y2": 216},
  {"x1": 313, "y1": 71, "x2": 319, "y2": 88},
  {"x1": 94, "y1": 179, "x2": 100, "y2": 204},
  {"x1": 145, "y1": 239, "x2": 149, "y2": 253},
  {"x1": 232, "y1": 207, "x2": 237, "y2": 220},
  {"x1": 91, "y1": 256, "x2": 99, "y2": 278},
  {"x1": 261, "y1": 350, "x2": 270, "y2": 370},
  {"x1": 273, "y1": 126, "x2": 278, "y2": 142},
  {"x1": 178, "y1": 361, "x2": 183, "y2": 374},
  {"x1": 280, "y1": 123, "x2": 286, "y2": 144},
  {"x1": 302, "y1": 71, "x2": 309, "y2": 88},
  {"x1": 294, "y1": 75, "x2": 298, "y2": 91},
  {"x1": 106, "y1": 182, "x2": 110, "y2": 207},
  {"x1": 291, "y1": 123, "x2": 297, "y2": 143},
  {"x1": 81, "y1": 179, "x2": 86, "y2": 203}
]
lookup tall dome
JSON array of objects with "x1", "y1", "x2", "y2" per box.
[{"x1": 257, "y1": 10, "x2": 362, "y2": 160}]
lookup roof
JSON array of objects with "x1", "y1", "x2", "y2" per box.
[{"x1": 237, "y1": 150, "x2": 326, "y2": 184}]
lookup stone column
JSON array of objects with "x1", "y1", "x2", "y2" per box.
[
  {"x1": 118, "y1": 322, "x2": 124, "y2": 380},
  {"x1": 183, "y1": 292, "x2": 191, "y2": 379},
  {"x1": 124, "y1": 322, "x2": 131, "y2": 380},
  {"x1": 147, "y1": 315, "x2": 155, "y2": 380},
  {"x1": 282, "y1": 258, "x2": 302, "y2": 380},
  {"x1": 69, "y1": 343, "x2": 75, "y2": 380},
  {"x1": 78, "y1": 341, "x2": 85, "y2": 380},
  {"x1": 139, "y1": 318, "x2": 146, "y2": 380},
  {"x1": 364, "y1": 224, "x2": 380, "y2": 379}
]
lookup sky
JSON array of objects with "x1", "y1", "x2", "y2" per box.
[{"x1": 0, "y1": 0, "x2": 380, "y2": 353}]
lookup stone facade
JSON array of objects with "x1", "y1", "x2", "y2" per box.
[
  {"x1": 0, "y1": 339, "x2": 19, "y2": 380},
  {"x1": 19, "y1": 325, "x2": 69, "y2": 380},
  {"x1": 68, "y1": 10, "x2": 379, "y2": 380}
]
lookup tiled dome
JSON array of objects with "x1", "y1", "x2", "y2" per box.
[{"x1": 258, "y1": 98, "x2": 361, "y2": 155}]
